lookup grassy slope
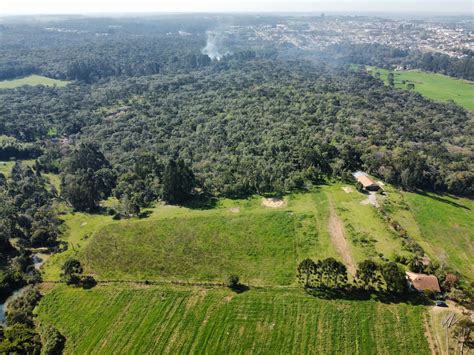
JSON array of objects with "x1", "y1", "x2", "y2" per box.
[
  {"x1": 0, "y1": 75, "x2": 69, "y2": 89},
  {"x1": 44, "y1": 185, "x2": 413, "y2": 285},
  {"x1": 366, "y1": 66, "x2": 474, "y2": 111},
  {"x1": 404, "y1": 192, "x2": 474, "y2": 280},
  {"x1": 37, "y1": 285, "x2": 430, "y2": 355},
  {"x1": 59, "y1": 191, "x2": 341, "y2": 286},
  {"x1": 328, "y1": 186, "x2": 410, "y2": 262},
  {"x1": 383, "y1": 187, "x2": 474, "y2": 280},
  {"x1": 37, "y1": 183, "x2": 472, "y2": 353}
]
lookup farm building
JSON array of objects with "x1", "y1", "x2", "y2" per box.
[
  {"x1": 406, "y1": 272, "x2": 441, "y2": 293},
  {"x1": 352, "y1": 171, "x2": 380, "y2": 191}
]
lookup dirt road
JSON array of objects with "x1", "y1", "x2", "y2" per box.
[{"x1": 327, "y1": 198, "x2": 357, "y2": 276}]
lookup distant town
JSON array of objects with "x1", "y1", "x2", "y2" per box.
[{"x1": 224, "y1": 16, "x2": 473, "y2": 58}]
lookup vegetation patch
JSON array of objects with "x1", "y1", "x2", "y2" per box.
[
  {"x1": 37, "y1": 285, "x2": 430, "y2": 354},
  {"x1": 81, "y1": 212, "x2": 297, "y2": 285},
  {"x1": 366, "y1": 66, "x2": 474, "y2": 110},
  {"x1": 0, "y1": 75, "x2": 69, "y2": 90}
]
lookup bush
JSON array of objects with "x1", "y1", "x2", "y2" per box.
[
  {"x1": 40, "y1": 325, "x2": 65, "y2": 355},
  {"x1": 60, "y1": 258, "x2": 83, "y2": 285},
  {"x1": 6, "y1": 286, "x2": 42, "y2": 326},
  {"x1": 0, "y1": 323, "x2": 41, "y2": 354},
  {"x1": 226, "y1": 274, "x2": 240, "y2": 288},
  {"x1": 80, "y1": 275, "x2": 97, "y2": 289}
]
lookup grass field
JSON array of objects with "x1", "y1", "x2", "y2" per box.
[
  {"x1": 0, "y1": 159, "x2": 35, "y2": 176},
  {"x1": 42, "y1": 184, "x2": 419, "y2": 285},
  {"x1": 36, "y1": 284, "x2": 430, "y2": 354},
  {"x1": 382, "y1": 187, "x2": 474, "y2": 280},
  {"x1": 328, "y1": 187, "x2": 408, "y2": 262},
  {"x1": 0, "y1": 75, "x2": 69, "y2": 89},
  {"x1": 35, "y1": 183, "x2": 474, "y2": 353},
  {"x1": 365, "y1": 66, "x2": 474, "y2": 110},
  {"x1": 67, "y1": 191, "x2": 341, "y2": 286}
]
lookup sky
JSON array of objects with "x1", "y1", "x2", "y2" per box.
[{"x1": 1, "y1": 0, "x2": 472, "y2": 16}]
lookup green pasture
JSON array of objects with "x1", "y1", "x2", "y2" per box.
[
  {"x1": 365, "y1": 66, "x2": 474, "y2": 110},
  {"x1": 0, "y1": 75, "x2": 69, "y2": 89},
  {"x1": 36, "y1": 285, "x2": 430, "y2": 354}
]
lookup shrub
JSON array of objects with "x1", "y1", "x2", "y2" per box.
[
  {"x1": 80, "y1": 275, "x2": 97, "y2": 289},
  {"x1": 226, "y1": 274, "x2": 240, "y2": 288},
  {"x1": 40, "y1": 325, "x2": 65, "y2": 355}
]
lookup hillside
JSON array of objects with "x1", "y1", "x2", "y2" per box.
[
  {"x1": 37, "y1": 285, "x2": 430, "y2": 354},
  {"x1": 33, "y1": 181, "x2": 472, "y2": 352},
  {"x1": 365, "y1": 66, "x2": 474, "y2": 111}
]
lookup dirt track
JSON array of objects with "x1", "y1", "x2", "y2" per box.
[{"x1": 327, "y1": 198, "x2": 356, "y2": 276}]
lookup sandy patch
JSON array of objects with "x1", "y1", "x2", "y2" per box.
[
  {"x1": 229, "y1": 207, "x2": 240, "y2": 213},
  {"x1": 262, "y1": 198, "x2": 285, "y2": 208},
  {"x1": 360, "y1": 192, "x2": 379, "y2": 207},
  {"x1": 327, "y1": 198, "x2": 356, "y2": 275},
  {"x1": 342, "y1": 186, "x2": 353, "y2": 193},
  {"x1": 424, "y1": 314, "x2": 437, "y2": 355}
]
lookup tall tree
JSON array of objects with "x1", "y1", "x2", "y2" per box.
[
  {"x1": 61, "y1": 143, "x2": 116, "y2": 211},
  {"x1": 356, "y1": 260, "x2": 382, "y2": 291},
  {"x1": 381, "y1": 262, "x2": 407, "y2": 295},
  {"x1": 297, "y1": 259, "x2": 316, "y2": 288},
  {"x1": 161, "y1": 159, "x2": 195, "y2": 204}
]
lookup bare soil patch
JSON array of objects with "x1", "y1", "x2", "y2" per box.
[
  {"x1": 360, "y1": 192, "x2": 379, "y2": 207},
  {"x1": 229, "y1": 207, "x2": 240, "y2": 213},
  {"x1": 342, "y1": 187, "x2": 353, "y2": 193},
  {"x1": 262, "y1": 198, "x2": 285, "y2": 208},
  {"x1": 327, "y1": 198, "x2": 356, "y2": 275},
  {"x1": 424, "y1": 314, "x2": 437, "y2": 355}
]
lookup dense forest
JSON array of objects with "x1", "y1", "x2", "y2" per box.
[{"x1": 1, "y1": 58, "x2": 473, "y2": 199}]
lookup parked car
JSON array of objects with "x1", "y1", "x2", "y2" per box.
[{"x1": 434, "y1": 301, "x2": 448, "y2": 307}]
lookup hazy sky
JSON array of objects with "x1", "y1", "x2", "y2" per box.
[{"x1": 1, "y1": 0, "x2": 472, "y2": 16}]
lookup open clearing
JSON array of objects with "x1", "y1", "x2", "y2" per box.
[
  {"x1": 36, "y1": 285, "x2": 430, "y2": 354},
  {"x1": 42, "y1": 184, "x2": 419, "y2": 284},
  {"x1": 366, "y1": 66, "x2": 474, "y2": 110},
  {"x1": 0, "y1": 75, "x2": 69, "y2": 89},
  {"x1": 383, "y1": 189, "x2": 474, "y2": 281},
  {"x1": 35, "y1": 182, "x2": 474, "y2": 353},
  {"x1": 43, "y1": 190, "x2": 341, "y2": 285}
]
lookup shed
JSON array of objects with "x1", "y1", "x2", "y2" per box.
[
  {"x1": 406, "y1": 271, "x2": 441, "y2": 293},
  {"x1": 352, "y1": 171, "x2": 380, "y2": 191}
]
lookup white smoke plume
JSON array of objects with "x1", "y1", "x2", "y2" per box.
[{"x1": 202, "y1": 31, "x2": 230, "y2": 61}]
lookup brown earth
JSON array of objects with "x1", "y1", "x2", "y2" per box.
[{"x1": 327, "y1": 198, "x2": 356, "y2": 275}]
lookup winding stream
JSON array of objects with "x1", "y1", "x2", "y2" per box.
[{"x1": 0, "y1": 253, "x2": 45, "y2": 325}]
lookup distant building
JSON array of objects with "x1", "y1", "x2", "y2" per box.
[
  {"x1": 352, "y1": 171, "x2": 380, "y2": 191},
  {"x1": 406, "y1": 272, "x2": 441, "y2": 293}
]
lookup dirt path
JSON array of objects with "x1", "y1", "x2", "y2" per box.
[
  {"x1": 424, "y1": 313, "x2": 437, "y2": 355},
  {"x1": 327, "y1": 197, "x2": 357, "y2": 276}
]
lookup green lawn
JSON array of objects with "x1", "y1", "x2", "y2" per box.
[
  {"x1": 36, "y1": 285, "x2": 430, "y2": 354},
  {"x1": 0, "y1": 159, "x2": 35, "y2": 176},
  {"x1": 366, "y1": 66, "x2": 474, "y2": 111},
  {"x1": 383, "y1": 188, "x2": 474, "y2": 280},
  {"x1": 328, "y1": 186, "x2": 410, "y2": 263},
  {"x1": 43, "y1": 190, "x2": 341, "y2": 285},
  {"x1": 0, "y1": 75, "x2": 69, "y2": 89},
  {"x1": 82, "y1": 212, "x2": 298, "y2": 285},
  {"x1": 54, "y1": 185, "x2": 408, "y2": 286},
  {"x1": 404, "y1": 192, "x2": 474, "y2": 280}
]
